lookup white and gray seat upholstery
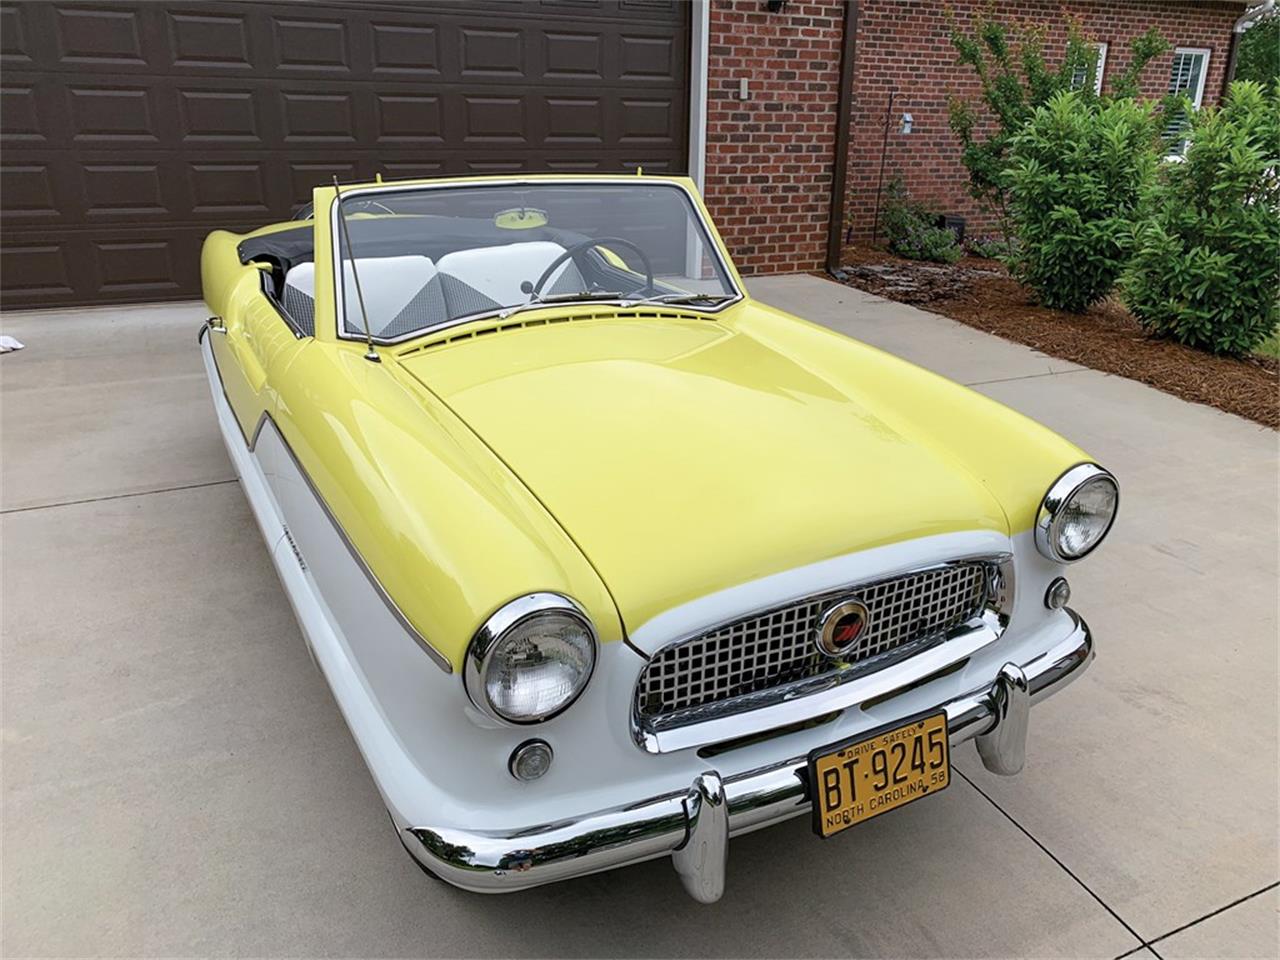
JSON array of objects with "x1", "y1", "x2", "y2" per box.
[
  {"x1": 280, "y1": 263, "x2": 318, "y2": 337},
  {"x1": 337, "y1": 255, "x2": 440, "y2": 337},
  {"x1": 284, "y1": 256, "x2": 443, "y2": 339},
  {"x1": 435, "y1": 241, "x2": 585, "y2": 309},
  {"x1": 278, "y1": 242, "x2": 586, "y2": 341}
]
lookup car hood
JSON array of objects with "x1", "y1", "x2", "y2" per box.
[{"x1": 399, "y1": 311, "x2": 1011, "y2": 637}]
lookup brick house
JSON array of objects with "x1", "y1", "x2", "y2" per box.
[
  {"x1": 0, "y1": 0, "x2": 1249, "y2": 308},
  {"x1": 701, "y1": 0, "x2": 1246, "y2": 276}
]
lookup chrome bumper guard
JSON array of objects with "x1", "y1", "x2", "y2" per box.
[{"x1": 404, "y1": 611, "x2": 1093, "y2": 903}]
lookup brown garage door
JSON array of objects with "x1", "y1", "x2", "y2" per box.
[{"x1": 0, "y1": 0, "x2": 689, "y2": 309}]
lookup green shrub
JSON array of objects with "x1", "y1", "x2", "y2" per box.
[
  {"x1": 1235, "y1": 7, "x2": 1279, "y2": 88},
  {"x1": 880, "y1": 178, "x2": 963, "y2": 264},
  {"x1": 948, "y1": 14, "x2": 1166, "y2": 228},
  {"x1": 965, "y1": 234, "x2": 1014, "y2": 259},
  {"x1": 1122, "y1": 81, "x2": 1280, "y2": 355},
  {"x1": 1004, "y1": 91, "x2": 1159, "y2": 312}
]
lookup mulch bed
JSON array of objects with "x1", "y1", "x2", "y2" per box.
[{"x1": 835, "y1": 246, "x2": 1278, "y2": 430}]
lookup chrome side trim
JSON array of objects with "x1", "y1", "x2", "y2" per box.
[
  {"x1": 1034, "y1": 462, "x2": 1119, "y2": 563},
  {"x1": 202, "y1": 334, "x2": 452, "y2": 672},
  {"x1": 403, "y1": 610, "x2": 1094, "y2": 899},
  {"x1": 328, "y1": 177, "x2": 744, "y2": 346},
  {"x1": 631, "y1": 556, "x2": 1013, "y2": 754}
]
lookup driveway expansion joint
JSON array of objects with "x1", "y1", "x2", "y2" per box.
[
  {"x1": 964, "y1": 368, "x2": 1091, "y2": 388},
  {"x1": 1114, "y1": 880, "x2": 1280, "y2": 958},
  {"x1": 0, "y1": 477, "x2": 238, "y2": 515},
  {"x1": 956, "y1": 768, "x2": 1159, "y2": 959}
]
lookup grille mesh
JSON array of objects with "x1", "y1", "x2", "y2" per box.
[{"x1": 636, "y1": 563, "x2": 990, "y2": 718}]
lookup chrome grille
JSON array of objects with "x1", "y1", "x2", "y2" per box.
[{"x1": 635, "y1": 562, "x2": 991, "y2": 719}]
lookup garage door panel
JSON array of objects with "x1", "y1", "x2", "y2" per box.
[
  {"x1": 619, "y1": 31, "x2": 678, "y2": 79},
  {"x1": 279, "y1": 90, "x2": 360, "y2": 144},
  {"x1": 380, "y1": 159, "x2": 448, "y2": 181},
  {"x1": 0, "y1": 241, "x2": 76, "y2": 299},
  {"x1": 80, "y1": 161, "x2": 171, "y2": 219},
  {"x1": 166, "y1": 9, "x2": 254, "y2": 70},
  {"x1": 0, "y1": 3, "x2": 34, "y2": 64},
  {"x1": 544, "y1": 30, "x2": 605, "y2": 80},
  {"x1": 270, "y1": 12, "x2": 354, "y2": 75},
  {"x1": 52, "y1": 4, "x2": 149, "y2": 67},
  {"x1": 0, "y1": 162, "x2": 63, "y2": 222},
  {"x1": 286, "y1": 160, "x2": 361, "y2": 205},
  {"x1": 92, "y1": 238, "x2": 184, "y2": 296},
  {"x1": 368, "y1": 21, "x2": 441, "y2": 76},
  {"x1": 178, "y1": 87, "x2": 264, "y2": 145},
  {"x1": 374, "y1": 94, "x2": 445, "y2": 145},
  {"x1": 1, "y1": 0, "x2": 688, "y2": 309},
  {"x1": 187, "y1": 160, "x2": 274, "y2": 217},
  {"x1": 0, "y1": 84, "x2": 46, "y2": 142},
  {"x1": 546, "y1": 97, "x2": 606, "y2": 144},
  {"x1": 68, "y1": 84, "x2": 158, "y2": 143},
  {"x1": 0, "y1": 227, "x2": 205, "y2": 306}
]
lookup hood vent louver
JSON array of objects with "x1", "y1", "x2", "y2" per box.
[{"x1": 395, "y1": 308, "x2": 711, "y2": 358}]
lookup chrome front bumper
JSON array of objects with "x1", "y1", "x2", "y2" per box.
[{"x1": 403, "y1": 611, "x2": 1093, "y2": 903}]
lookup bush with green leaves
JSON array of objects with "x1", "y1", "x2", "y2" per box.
[
  {"x1": 965, "y1": 234, "x2": 1013, "y2": 259},
  {"x1": 1003, "y1": 91, "x2": 1159, "y2": 312},
  {"x1": 1235, "y1": 7, "x2": 1279, "y2": 88},
  {"x1": 1122, "y1": 81, "x2": 1280, "y2": 355},
  {"x1": 880, "y1": 178, "x2": 962, "y2": 264},
  {"x1": 948, "y1": 15, "x2": 1167, "y2": 229}
]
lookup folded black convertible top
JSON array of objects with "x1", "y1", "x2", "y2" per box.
[{"x1": 237, "y1": 225, "x2": 315, "y2": 273}]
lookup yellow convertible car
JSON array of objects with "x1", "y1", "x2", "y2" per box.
[{"x1": 199, "y1": 174, "x2": 1116, "y2": 902}]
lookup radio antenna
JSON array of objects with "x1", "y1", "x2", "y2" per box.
[{"x1": 332, "y1": 176, "x2": 379, "y2": 363}]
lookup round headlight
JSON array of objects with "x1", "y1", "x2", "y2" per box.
[
  {"x1": 1035, "y1": 464, "x2": 1119, "y2": 562},
  {"x1": 465, "y1": 594, "x2": 596, "y2": 724}
]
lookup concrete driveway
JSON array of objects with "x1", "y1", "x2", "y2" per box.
[{"x1": 2, "y1": 274, "x2": 1276, "y2": 958}]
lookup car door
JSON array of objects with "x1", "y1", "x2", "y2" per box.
[{"x1": 211, "y1": 265, "x2": 310, "y2": 444}]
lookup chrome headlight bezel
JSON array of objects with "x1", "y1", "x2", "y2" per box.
[
  {"x1": 1035, "y1": 463, "x2": 1119, "y2": 563},
  {"x1": 464, "y1": 593, "x2": 598, "y2": 725}
]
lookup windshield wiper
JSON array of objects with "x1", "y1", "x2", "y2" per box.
[
  {"x1": 494, "y1": 289, "x2": 732, "y2": 323},
  {"x1": 630, "y1": 292, "x2": 735, "y2": 307},
  {"x1": 497, "y1": 290, "x2": 624, "y2": 320}
]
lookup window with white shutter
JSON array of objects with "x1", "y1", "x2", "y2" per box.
[
  {"x1": 1165, "y1": 47, "x2": 1211, "y2": 154},
  {"x1": 1070, "y1": 42, "x2": 1108, "y2": 95}
]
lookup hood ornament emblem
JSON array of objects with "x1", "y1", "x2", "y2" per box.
[{"x1": 816, "y1": 599, "x2": 871, "y2": 657}]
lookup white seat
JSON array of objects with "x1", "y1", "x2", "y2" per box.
[
  {"x1": 435, "y1": 241, "x2": 582, "y2": 306},
  {"x1": 284, "y1": 256, "x2": 438, "y2": 337}
]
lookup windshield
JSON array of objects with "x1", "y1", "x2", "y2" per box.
[{"x1": 330, "y1": 182, "x2": 737, "y2": 341}]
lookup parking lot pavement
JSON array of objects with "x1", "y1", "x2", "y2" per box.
[{"x1": 2, "y1": 280, "x2": 1276, "y2": 958}]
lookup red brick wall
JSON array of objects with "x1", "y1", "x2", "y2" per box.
[
  {"x1": 844, "y1": 0, "x2": 1242, "y2": 240},
  {"x1": 702, "y1": 1, "x2": 847, "y2": 275},
  {"x1": 702, "y1": 0, "x2": 1242, "y2": 271}
]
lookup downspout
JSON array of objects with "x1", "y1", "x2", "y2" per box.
[
  {"x1": 687, "y1": 0, "x2": 710, "y2": 192},
  {"x1": 825, "y1": 1, "x2": 861, "y2": 276},
  {"x1": 1222, "y1": 0, "x2": 1274, "y2": 99}
]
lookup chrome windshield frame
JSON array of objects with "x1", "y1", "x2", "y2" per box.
[{"x1": 327, "y1": 177, "x2": 745, "y2": 346}]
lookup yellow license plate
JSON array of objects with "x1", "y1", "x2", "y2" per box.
[{"x1": 809, "y1": 712, "x2": 950, "y2": 838}]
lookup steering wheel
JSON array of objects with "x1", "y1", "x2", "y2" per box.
[
  {"x1": 525, "y1": 236, "x2": 655, "y2": 301},
  {"x1": 291, "y1": 197, "x2": 394, "y2": 221},
  {"x1": 345, "y1": 198, "x2": 396, "y2": 216}
]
